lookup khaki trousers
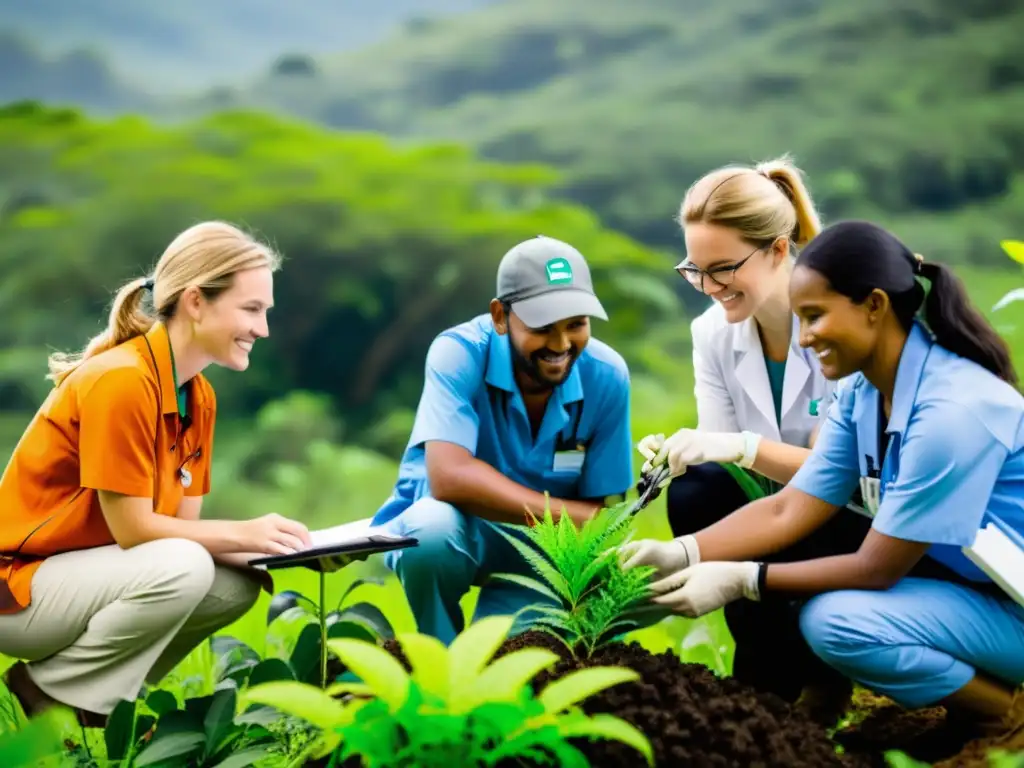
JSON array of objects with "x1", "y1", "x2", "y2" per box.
[{"x1": 0, "y1": 538, "x2": 260, "y2": 714}]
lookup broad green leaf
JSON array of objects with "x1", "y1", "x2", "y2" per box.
[
  {"x1": 104, "y1": 699, "x2": 138, "y2": 760},
  {"x1": 447, "y1": 615, "x2": 515, "y2": 699},
  {"x1": 133, "y1": 732, "x2": 205, "y2": 766},
  {"x1": 289, "y1": 622, "x2": 322, "y2": 685},
  {"x1": 397, "y1": 632, "x2": 450, "y2": 701},
  {"x1": 1001, "y1": 240, "x2": 1024, "y2": 265},
  {"x1": 461, "y1": 648, "x2": 559, "y2": 712},
  {"x1": 247, "y1": 658, "x2": 295, "y2": 688},
  {"x1": 330, "y1": 601, "x2": 395, "y2": 640},
  {"x1": 240, "y1": 681, "x2": 347, "y2": 731},
  {"x1": 326, "y1": 620, "x2": 377, "y2": 644},
  {"x1": 210, "y1": 745, "x2": 276, "y2": 768},
  {"x1": 146, "y1": 689, "x2": 178, "y2": 716},
  {"x1": 557, "y1": 713, "x2": 654, "y2": 765},
  {"x1": 267, "y1": 590, "x2": 316, "y2": 624},
  {"x1": 327, "y1": 637, "x2": 411, "y2": 711},
  {"x1": 203, "y1": 688, "x2": 237, "y2": 752},
  {"x1": 538, "y1": 666, "x2": 639, "y2": 713}
]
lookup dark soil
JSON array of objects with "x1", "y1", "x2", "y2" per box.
[
  {"x1": 316, "y1": 633, "x2": 1012, "y2": 768},
  {"x1": 357, "y1": 630, "x2": 866, "y2": 767}
]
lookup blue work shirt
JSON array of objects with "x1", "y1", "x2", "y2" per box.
[
  {"x1": 372, "y1": 314, "x2": 634, "y2": 526},
  {"x1": 791, "y1": 321, "x2": 1024, "y2": 582}
]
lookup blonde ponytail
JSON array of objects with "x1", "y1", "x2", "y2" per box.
[
  {"x1": 755, "y1": 155, "x2": 822, "y2": 246},
  {"x1": 47, "y1": 276, "x2": 155, "y2": 386},
  {"x1": 680, "y1": 154, "x2": 823, "y2": 251}
]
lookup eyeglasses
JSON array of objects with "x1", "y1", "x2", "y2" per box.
[{"x1": 676, "y1": 245, "x2": 764, "y2": 293}]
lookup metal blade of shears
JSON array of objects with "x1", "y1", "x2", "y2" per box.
[{"x1": 627, "y1": 464, "x2": 671, "y2": 516}]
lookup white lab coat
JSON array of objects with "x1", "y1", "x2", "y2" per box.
[{"x1": 689, "y1": 301, "x2": 834, "y2": 448}]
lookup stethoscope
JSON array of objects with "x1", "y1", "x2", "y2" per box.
[{"x1": 142, "y1": 335, "x2": 197, "y2": 488}]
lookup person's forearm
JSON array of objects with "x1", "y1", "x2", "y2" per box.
[
  {"x1": 764, "y1": 554, "x2": 886, "y2": 594},
  {"x1": 749, "y1": 439, "x2": 813, "y2": 485},
  {"x1": 691, "y1": 492, "x2": 834, "y2": 562},
  {"x1": 120, "y1": 513, "x2": 247, "y2": 555},
  {"x1": 431, "y1": 459, "x2": 581, "y2": 525}
]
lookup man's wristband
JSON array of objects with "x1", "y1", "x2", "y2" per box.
[{"x1": 756, "y1": 562, "x2": 769, "y2": 599}]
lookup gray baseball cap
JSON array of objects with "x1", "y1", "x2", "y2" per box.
[{"x1": 495, "y1": 236, "x2": 608, "y2": 328}]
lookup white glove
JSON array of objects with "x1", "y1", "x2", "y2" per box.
[
  {"x1": 652, "y1": 429, "x2": 758, "y2": 478},
  {"x1": 648, "y1": 561, "x2": 761, "y2": 618},
  {"x1": 636, "y1": 433, "x2": 671, "y2": 486},
  {"x1": 617, "y1": 534, "x2": 701, "y2": 578}
]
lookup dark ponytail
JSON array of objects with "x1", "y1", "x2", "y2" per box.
[
  {"x1": 917, "y1": 260, "x2": 1017, "y2": 386},
  {"x1": 797, "y1": 220, "x2": 1018, "y2": 386}
]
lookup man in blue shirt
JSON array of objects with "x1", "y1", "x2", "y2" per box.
[{"x1": 372, "y1": 235, "x2": 634, "y2": 644}]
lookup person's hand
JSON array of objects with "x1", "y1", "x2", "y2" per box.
[
  {"x1": 241, "y1": 514, "x2": 312, "y2": 556},
  {"x1": 617, "y1": 535, "x2": 700, "y2": 578},
  {"x1": 653, "y1": 429, "x2": 749, "y2": 477},
  {"x1": 636, "y1": 432, "x2": 666, "y2": 472},
  {"x1": 648, "y1": 561, "x2": 760, "y2": 618}
]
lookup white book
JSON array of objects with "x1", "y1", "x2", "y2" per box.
[
  {"x1": 962, "y1": 519, "x2": 1024, "y2": 609},
  {"x1": 306, "y1": 517, "x2": 403, "y2": 549}
]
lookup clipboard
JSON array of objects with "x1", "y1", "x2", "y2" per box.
[{"x1": 248, "y1": 534, "x2": 418, "y2": 571}]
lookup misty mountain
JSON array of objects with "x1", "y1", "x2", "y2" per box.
[{"x1": 0, "y1": 0, "x2": 494, "y2": 90}]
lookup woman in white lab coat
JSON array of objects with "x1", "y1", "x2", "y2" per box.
[{"x1": 635, "y1": 156, "x2": 870, "y2": 718}]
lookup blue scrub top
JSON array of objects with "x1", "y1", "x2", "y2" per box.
[
  {"x1": 372, "y1": 314, "x2": 634, "y2": 526},
  {"x1": 791, "y1": 321, "x2": 1024, "y2": 581}
]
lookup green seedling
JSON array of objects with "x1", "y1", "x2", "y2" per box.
[{"x1": 492, "y1": 498, "x2": 659, "y2": 657}]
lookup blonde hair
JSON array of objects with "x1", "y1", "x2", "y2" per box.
[
  {"x1": 679, "y1": 154, "x2": 822, "y2": 249},
  {"x1": 48, "y1": 221, "x2": 281, "y2": 385}
]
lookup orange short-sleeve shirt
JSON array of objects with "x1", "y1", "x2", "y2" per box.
[{"x1": 0, "y1": 323, "x2": 216, "y2": 613}]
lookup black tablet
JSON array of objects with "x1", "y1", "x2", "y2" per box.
[{"x1": 248, "y1": 535, "x2": 419, "y2": 571}]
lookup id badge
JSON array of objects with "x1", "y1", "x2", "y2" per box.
[
  {"x1": 553, "y1": 449, "x2": 586, "y2": 473},
  {"x1": 859, "y1": 476, "x2": 881, "y2": 517}
]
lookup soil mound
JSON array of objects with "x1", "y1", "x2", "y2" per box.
[
  {"x1": 376, "y1": 630, "x2": 866, "y2": 767},
  {"x1": 323, "y1": 632, "x2": 1013, "y2": 767}
]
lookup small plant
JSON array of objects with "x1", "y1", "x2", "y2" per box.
[
  {"x1": 211, "y1": 577, "x2": 394, "y2": 692},
  {"x1": 240, "y1": 614, "x2": 654, "y2": 767},
  {"x1": 102, "y1": 686, "x2": 279, "y2": 767},
  {"x1": 492, "y1": 499, "x2": 659, "y2": 657}
]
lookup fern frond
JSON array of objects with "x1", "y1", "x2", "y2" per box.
[{"x1": 494, "y1": 525, "x2": 574, "y2": 603}]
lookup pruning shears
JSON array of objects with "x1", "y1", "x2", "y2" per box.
[{"x1": 627, "y1": 463, "x2": 672, "y2": 516}]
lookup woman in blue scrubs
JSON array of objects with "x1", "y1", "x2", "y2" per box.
[{"x1": 626, "y1": 219, "x2": 1024, "y2": 737}]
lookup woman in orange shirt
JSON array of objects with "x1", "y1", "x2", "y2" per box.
[{"x1": 0, "y1": 220, "x2": 311, "y2": 727}]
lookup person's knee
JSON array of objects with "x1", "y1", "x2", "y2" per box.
[
  {"x1": 136, "y1": 539, "x2": 217, "y2": 605},
  {"x1": 210, "y1": 566, "x2": 262, "y2": 618},
  {"x1": 391, "y1": 498, "x2": 470, "y2": 574},
  {"x1": 800, "y1": 591, "x2": 866, "y2": 666}
]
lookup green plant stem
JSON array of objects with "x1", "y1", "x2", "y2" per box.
[{"x1": 320, "y1": 570, "x2": 327, "y2": 689}]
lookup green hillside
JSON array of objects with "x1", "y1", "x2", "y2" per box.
[{"x1": 224, "y1": 0, "x2": 1024, "y2": 270}]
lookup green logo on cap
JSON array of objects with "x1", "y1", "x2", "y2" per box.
[{"x1": 545, "y1": 258, "x2": 573, "y2": 284}]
